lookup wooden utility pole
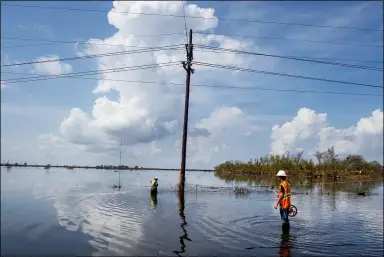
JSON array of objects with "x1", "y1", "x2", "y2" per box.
[{"x1": 179, "y1": 29, "x2": 193, "y2": 191}]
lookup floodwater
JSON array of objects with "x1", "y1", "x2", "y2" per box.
[{"x1": 1, "y1": 167, "x2": 383, "y2": 256}]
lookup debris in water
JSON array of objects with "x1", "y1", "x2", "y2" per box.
[{"x1": 234, "y1": 187, "x2": 250, "y2": 195}]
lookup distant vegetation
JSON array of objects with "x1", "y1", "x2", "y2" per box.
[
  {"x1": 214, "y1": 147, "x2": 383, "y2": 180},
  {"x1": 0, "y1": 162, "x2": 213, "y2": 172}
]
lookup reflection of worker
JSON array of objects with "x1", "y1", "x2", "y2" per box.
[
  {"x1": 151, "y1": 177, "x2": 158, "y2": 194},
  {"x1": 274, "y1": 170, "x2": 291, "y2": 225},
  {"x1": 278, "y1": 223, "x2": 292, "y2": 257},
  {"x1": 150, "y1": 194, "x2": 158, "y2": 208}
]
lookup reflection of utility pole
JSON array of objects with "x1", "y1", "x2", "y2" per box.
[
  {"x1": 173, "y1": 190, "x2": 192, "y2": 256},
  {"x1": 179, "y1": 29, "x2": 193, "y2": 192}
]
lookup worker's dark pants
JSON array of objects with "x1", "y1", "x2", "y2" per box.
[{"x1": 280, "y1": 208, "x2": 289, "y2": 223}]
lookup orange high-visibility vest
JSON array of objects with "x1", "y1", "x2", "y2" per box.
[{"x1": 280, "y1": 180, "x2": 291, "y2": 209}]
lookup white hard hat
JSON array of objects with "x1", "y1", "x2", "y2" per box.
[
  {"x1": 276, "y1": 170, "x2": 287, "y2": 177},
  {"x1": 154, "y1": 177, "x2": 158, "y2": 180}
]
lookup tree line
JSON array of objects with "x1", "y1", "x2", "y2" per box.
[{"x1": 214, "y1": 147, "x2": 383, "y2": 180}]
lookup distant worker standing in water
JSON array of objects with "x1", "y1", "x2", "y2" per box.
[
  {"x1": 274, "y1": 170, "x2": 291, "y2": 225},
  {"x1": 151, "y1": 177, "x2": 158, "y2": 194}
]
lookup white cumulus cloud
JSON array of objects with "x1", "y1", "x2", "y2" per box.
[
  {"x1": 271, "y1": 108, "x2": 383, "y2": 161},
  {"x1": 33, "y1": 55, "x2": 73, "y2": 75},
  {"x1": 31, "y1": 1, "x2": 382, "y2": 168},
  {"x1": 176, "y1": 106, "x2": 259, "y2": 165},
  {"x1": 40, "y1": 1, "x2": 266, "y2": 157}
]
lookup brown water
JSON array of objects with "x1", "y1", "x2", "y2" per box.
[{"x1": 1, "y1": 167, "x2": 383, "y2": 256}]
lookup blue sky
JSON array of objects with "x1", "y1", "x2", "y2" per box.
[{"x1": 1, "y1": 1, "x2": 383, "y2": 167}]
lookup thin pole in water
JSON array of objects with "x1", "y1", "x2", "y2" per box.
[{"x1": 119, "y1": 136, "x2": 122, "y2": 188}]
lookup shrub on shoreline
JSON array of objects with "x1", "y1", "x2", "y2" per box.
[{"x1": 214, "y1": 147, "x2": 383, "y2": 180}]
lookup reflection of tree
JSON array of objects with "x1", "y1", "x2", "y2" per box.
[
  {"x1": 173, "y1": 190, "x2": 192, "y2": 256},
  {"x1": 278, "y1": 224, "x2": 292, "y2": 257},
  {"x1": 214, "y1": 171, "x2": 380, "y2": 196}
]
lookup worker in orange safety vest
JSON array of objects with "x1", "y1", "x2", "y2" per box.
[{"x1": 274, "y1": 170, "x2": 291, "y2": 225}]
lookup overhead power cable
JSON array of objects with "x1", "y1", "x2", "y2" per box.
[
  {"x1": 1, "y1": 35, "x2": 185, "y2": 49},
  {"x1": 2, "y1": 3, "x2": 382, "y2": 32},
  {"x1": 194, "y1": 45, "x2": 383, "y2": 71},
  {"x1": 2, "y1": 36, "x2": 382, "y2": 65},
  {"x1": 2, "y1": 71, "x2": 382, "y2": 97},
  {"x1": 195, "y1": 32, "x2": 383, "y2": 48},
  {"x1": 2, "y1": 61, "x2": 181, "y2": 84},
  {"x1": 3, "y1": 61, "x2": 382, "y2": 89},
  {"x1": 1, "y1": 45, "x2": 184, "y2": 67},
  {"x1": 3, "y1": 28, "x2": 383, "y2": 49},
  {"x1": 193, "y1": 62, "x2": 383, "y2": 89},
  {"x1": 194, "y1": 48, "x2": 383, "y2": 65},
  {"x1": 3, "y1": 31, "x2": 382, "y2": 49}
]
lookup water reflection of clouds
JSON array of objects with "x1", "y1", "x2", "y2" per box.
[
  {"x1": 5, "y1": 168, "x2": 382, "y2": 256},
  {"x1": 42, "y1": 189, "x2": 151, "y2": 255},
  {"x1": 26, "y1": 169, "x2": 154, "y2": 255}
]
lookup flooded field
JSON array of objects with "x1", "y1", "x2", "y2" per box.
[{"x1": 1, "y1": 167, "x2": 383, "y2": 256}]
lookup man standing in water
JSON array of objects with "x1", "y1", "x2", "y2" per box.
[
  {"x1": 274, "y1": 170, "x2": 291, "y2": 225},
  {"x1": 151, "y1": 177, "x2": 158, "y2": 195}
]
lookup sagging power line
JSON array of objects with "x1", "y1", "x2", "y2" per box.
[
  {"x1": 193, "y1": 62, "x2": 383, "y2": 89},
  {"x1": 2, "y1": 60, "x2": 381, "y2": 89},
  {"x1": 3, "y1": 43, "x2": 381, "y2": 71},
  {"x1": 2, "y1": 70, "x2": 381, "y2": 97},
  {"x1": 2, "y1": 3, "x2": 382, "y2": 32},
  {"x1": 1, "y1": 62, "x2": 181, "y2": 84},
  {"x1": 1, "y1": 45, "x2": 184, "y2": 67},
  {"x1": 194, "y1": 45, "x2": 383, "y2": 71},
  {"x1": 3, "y1": 36, "x2": 382, "y2": 65},
  {"x1": 194, "y1": 32, "x2": 383, "y2": 48},
  {"x1": 2, "y1": 57, "x2": 381, "y2": 89},
  {"x1": 3, "y1": 30, "x2": 382, "y2": 49},
  {"x1": 1, "y1": 35, "x2": 186, "y2": 49}
]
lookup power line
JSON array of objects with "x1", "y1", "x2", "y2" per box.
[
  {"x1": 1, "y1": 45, "x2": 184, "y2": 67},
  {"x1": 2, "y1": 3, "x2": 382, "y2": 32},
  {"x1": 2, "y1": 61, "x2": 181, "y2": 84},
  {"x1": 3, "y1": 36, "x2": 382, "y2": 65},
  {"x1": 3, "y1": 30, "x2": 382, "y2": 50},
  {"x1": 2, "y1": 70, "x2": 382, "y2": 97},
  {"x1": 195, "y1": 32, "x2": 383, "y2": 48},
  {"x1": 194, "y1": 48, "x2": 383, "y2": 65},
  {"x1": 191, "y1": 84, "x2": 383, "y2": 97},
  {"x1": 3, "y1": 60, "x2": 381, "y2": 89},
  {"x1": 194, "y1": 45, "x2": 383, "y2": 71},
  {"x1": 2, "y1": 62, "x2": 181, "y2": 83},
  {"x1": 193, "y1": 62, "x2": 383, "y2": 89},
  {"x1": 1, "y1": 34, "x2": 185, "y2": 49}
]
